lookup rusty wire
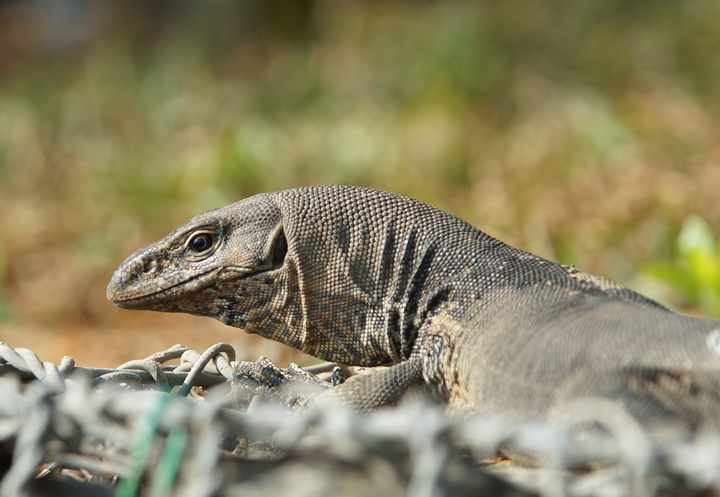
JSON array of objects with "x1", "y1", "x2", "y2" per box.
[{"x1": 0, "y1": 341, "x2": 719, "y2": 497}]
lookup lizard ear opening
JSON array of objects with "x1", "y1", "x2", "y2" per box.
[{"x1": 272, "y1": 228, "x2": 287, "y2": 268}]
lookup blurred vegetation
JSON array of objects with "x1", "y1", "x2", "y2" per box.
[
  {"x1": 644, "y1": 216, "x2": 720, "y2": 316},
  {"x1": 1, "y1": 0, "x2": 720, "y2": 331}
]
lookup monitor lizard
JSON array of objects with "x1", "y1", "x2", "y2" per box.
[{"x1": 107, "y1": 185, "x2": 720, "y2": 447}]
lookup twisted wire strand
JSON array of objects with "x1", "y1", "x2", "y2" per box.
[{"x1": 0, "y1": 341, "x2": 718, "y2": 497}]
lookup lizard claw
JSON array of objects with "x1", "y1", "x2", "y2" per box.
[
  {"x1": 331, "y1": 366, "x2": 346, "y2": 386},
  {"x1": 230, "y1": 357, "x2": 331, "y2": 410}
]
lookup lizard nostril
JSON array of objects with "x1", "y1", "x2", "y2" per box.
[{"x1": 143, "y1": 258, "x2": 158, "y2": 274}]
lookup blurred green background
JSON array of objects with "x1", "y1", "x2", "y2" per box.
[{"x1": 1, "y1": 0, "x2": 720, "y2": 366}]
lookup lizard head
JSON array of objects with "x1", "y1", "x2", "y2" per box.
[
  {"x1": 107, "y1": 193, "x2": 289, "y2": 326},
  {"x1": 107, "y1": 186, "x2": 461, "y2": 366}
]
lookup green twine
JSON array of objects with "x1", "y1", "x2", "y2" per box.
[
  {"x1": 148, "y1": 424, "x2": 189, "y2": 497},
  {"x1": 115, "y1": 394, "x2": 177, "y2": 497}
]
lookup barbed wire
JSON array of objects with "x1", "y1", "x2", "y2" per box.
[{"x1": 0, "y1": 341, "x2": 718, "y2": 497}]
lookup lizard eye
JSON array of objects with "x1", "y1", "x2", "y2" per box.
[{"x1": 189, "y1": 233, "x2": 213, "y2": 253}]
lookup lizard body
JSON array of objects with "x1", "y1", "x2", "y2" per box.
[{"x1": 107, "y1": 185, "x2": 720, "y2": 444}]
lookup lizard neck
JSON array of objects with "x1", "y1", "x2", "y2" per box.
[
  {"x1": 253, "y1": 199, "x2": 512, "y2": 366},
  {"x1": 210, "y1": 186, "x2": 535, "y2": 367}
]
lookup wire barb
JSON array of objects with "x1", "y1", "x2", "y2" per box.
[{"x1": 0, "y1": 341, "x2": 718, "y2": 497}]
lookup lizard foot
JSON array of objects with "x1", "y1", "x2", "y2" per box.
[{"x1": 230, "y1": 357, "x2": 345, "y2": 410}]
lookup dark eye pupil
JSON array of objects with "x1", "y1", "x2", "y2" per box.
[{"x1": 190, "y1": 234, "x2": 212, "y2": 252}]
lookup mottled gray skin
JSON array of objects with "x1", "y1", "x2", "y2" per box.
[{"x1": 108, "y1": 186, "x2": 720, "y2": 442}]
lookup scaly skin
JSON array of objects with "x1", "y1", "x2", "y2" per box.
[{"x1": 108, "y1": 185, "x2": 720, "y2": 441}]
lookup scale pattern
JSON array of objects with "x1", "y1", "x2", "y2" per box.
[{"x1": 107, "y1": 185, "x2": 720, "y2": 446}]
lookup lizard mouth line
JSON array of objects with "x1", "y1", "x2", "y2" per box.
[{"x1": 111, "y1": 267, "x2": 237, "y2": 308}]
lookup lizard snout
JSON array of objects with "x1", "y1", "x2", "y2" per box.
[{"x1": 106, "y1": 246, "x2": 160, "y2": 307}]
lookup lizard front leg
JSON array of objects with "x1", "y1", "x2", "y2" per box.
[
  {"x1": 314, "y1": 358, "x2": 423, "y2": 412},
  {"x1": 317, "y1": 327, "x2": 455, "y2": 411},
  {"x1": 232, "y1": 357, "x2": 423, "y2": 412}
]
